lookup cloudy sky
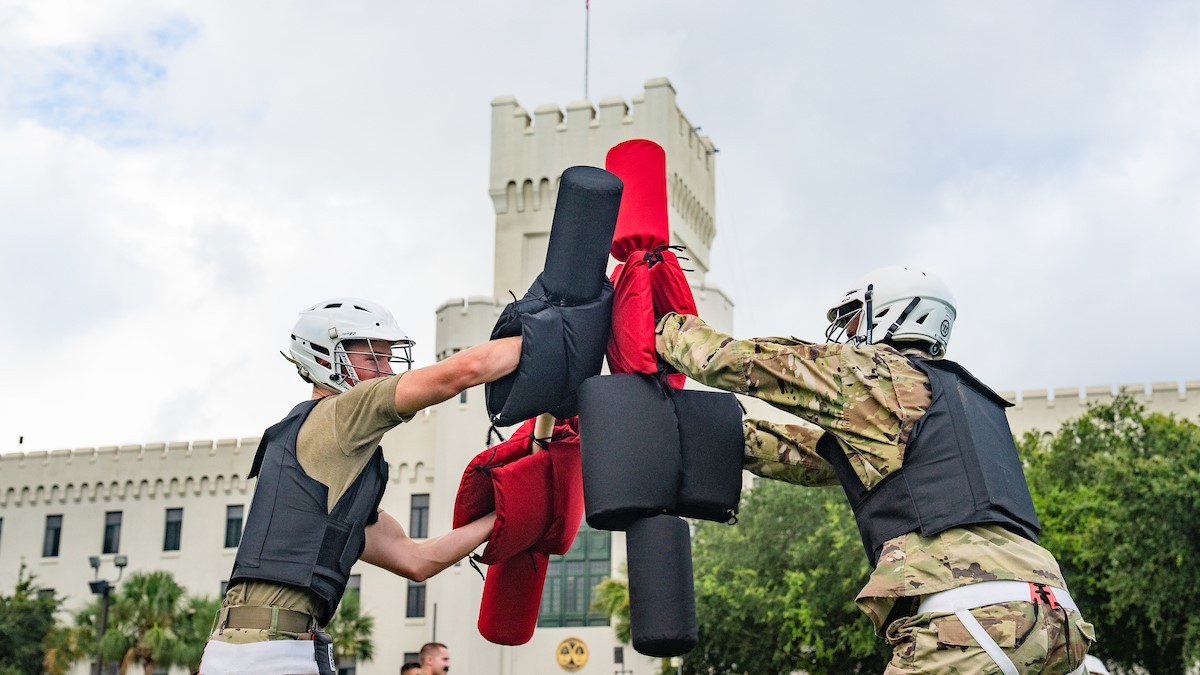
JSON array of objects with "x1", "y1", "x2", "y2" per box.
[{"x1": 1, "y1": 1, "x2": 1197, "y2": 452}]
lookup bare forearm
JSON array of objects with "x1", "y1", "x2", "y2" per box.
[
  {"x1": 459, "y1": 336, "x2": 522, "y2": 387},
  {"x1": 361, "y1": 510, "x2": 496, "y2": 582},
  {"x1": 394, "y1": 337, "x2": 521, "y2": 415},
  {"x1": 409, "y1": 513, "x2": 497, "y2": 580}
]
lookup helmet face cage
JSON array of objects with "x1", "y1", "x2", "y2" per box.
[
  {"x1": 333, "y1": 338, "x2": 414, "y2": 387},
  {"x1": 824, "y1": 300, "x2": 863, "y2": 343}
]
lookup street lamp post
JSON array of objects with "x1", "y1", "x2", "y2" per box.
[
  {"x1": 88, "y1": 554, "x2": 128, "y2": 675},
  {"x1": 613, "y1": 647, "x2": 632, "y2": 675}
]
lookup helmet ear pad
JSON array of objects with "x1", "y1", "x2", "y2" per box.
[{"x1": 879, "y1": 338, "x2": 938, "y2": 359}]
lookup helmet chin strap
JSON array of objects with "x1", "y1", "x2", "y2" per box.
[
  {"x1": 332, "y1": 348, "x2": 360, "y2": 388},
  {"x1": 863, "y1": 284, "x2": 874, "y2": 344}
]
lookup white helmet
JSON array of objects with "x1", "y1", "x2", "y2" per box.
[
  {"x1": 1083, "y1": 655, "x2": 1110, "y2": 675},
  {"x1": 286, "y1": 297, "x2": 414, "y2": 393},
  {"x1": 825, "y1": 266, "x2": 957, "y2": 358}
]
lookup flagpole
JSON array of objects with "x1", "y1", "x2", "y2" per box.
[{"x1": 584, "y1": 0, "x2": 590, "y2": 99}]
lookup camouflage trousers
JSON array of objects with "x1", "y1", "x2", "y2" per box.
[{"x1": 883, "y1": 601, "x2": 1095, "y2": 674}]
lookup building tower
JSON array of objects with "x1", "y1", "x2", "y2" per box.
[{"x1": 488, "y1": 77, "x2": 724, "y2": 304}]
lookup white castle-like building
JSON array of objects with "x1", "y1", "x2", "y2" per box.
[{"x1": 1, "y1": 77, "x2": 1197, "y2": 675}]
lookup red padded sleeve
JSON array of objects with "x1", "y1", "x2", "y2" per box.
[
  {"x1": 477, "y1": 550, "x2": 549, "y2": 645},
  {"x1": 479, "y1": 451, "x2": 554, "y2": 564},
  {"x1": 606, "y1": 140, "x2": 668, "y2": 264},
  {"x1": 648, "y1": 250, "x2": 696, "y2": 390},
  {"x1": 606, "y1": 257, "x2": 658, "y2": 376},
  {"x1": 604, "y1": 139, "x2": 699, "y2": 389},
  {"x1": 471, "y1": 419, "x2": 584, "y2": 646},
  {"x1": 537, "y1": 420, "x2": 584, "y2": 555},
  {"x1": 453, "y1": 418, "x2": 536, "y2": 528}
]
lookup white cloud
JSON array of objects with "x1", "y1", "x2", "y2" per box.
[{"x1": 1, "y1": 1, "x2": 1198, "y2": 451}]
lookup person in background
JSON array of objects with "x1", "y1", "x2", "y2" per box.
[{"x1": 418, "y1": 642, "x2": 450, "y2": 675}]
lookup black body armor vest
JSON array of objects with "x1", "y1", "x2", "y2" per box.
[
  {"x1": 229, "y1": 399, "x2": 389, "y2": 625},
  {"x1": 817, "y1": 357, "x2": 1040, "y2": 567}
]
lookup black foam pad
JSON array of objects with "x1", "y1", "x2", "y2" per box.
[
  {"x1": 626, "y1": 515, "x2": 698, "y2": 657},
  {"x1": 484, "y1": 301, "x2": 564, "y2": 426},
  {"x1": 673, "y1": 389, "x2": 745, "y2": 522},
  {"x1": 578, "y1": 374, "x2": 681, "y2": 530},
  {"x1": 542, "y1": 166, "x2": 623, "y2": 304},
  {"x1": 546, "y1": 284, "x2": 614, "y2": 420},
  {"x1": 485, "y1": 276, "x2": 614, "y2": 426}
]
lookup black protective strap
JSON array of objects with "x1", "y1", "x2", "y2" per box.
[
  {"x1": 467, "y1": 554, "x2": 486, "y2": 580},
  {"x1": 864, "y1": 284, "x2": 874, "y2": 344},
  {"x1": 486, "y1": 424, "x2": 508, "y2": 447},
  {"x1": 815, "y1": 433, "x2": 866, "y2": 503},
  {"x1": 882, "y1": 297, "x2": 922, "y2": 342},
  {"x1": 644, "y1": 244, "x2": 691, "y2": 271}
]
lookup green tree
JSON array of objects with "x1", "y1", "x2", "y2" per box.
[
  {"x1": 591, "y1": 570, "x2": 631, "y2": 644},
  {"x1": 175, "y1": 595, "x2": 222, "y2": 673},
  {"x1": 325, "y1": 588, "x2": 375, "y2": 667},
  {"x1": 42, "y1": 623, "x2": 85, "y2": 675},
  {"x1": 1021, "y1": 395, "x2": 1200, "y2": 675},
  {"x1": 74, "y1": 570, "x2": 201, "y2": 675},
  {"x1": 0, "y1": 563, "x2": 64, "y2": 675},
  {"x1": 686, "y1": 481, "x2": 889, "y2": 675},
  {"x1": 592, "y1": 569, "x2": 682, "y2": 675}
]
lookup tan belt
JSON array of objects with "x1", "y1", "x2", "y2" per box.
[{"x1": 219, "y1": 605, "x2": 316, "y2": 634}]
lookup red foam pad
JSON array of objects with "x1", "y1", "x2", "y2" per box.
[
  {"x1": 478, "y1": 550, "x2": 549, "y2": 645},
  {"x1": 466, "y1": 419, "x2": 584, "y2": 563},
  {"x1": 458, "y1": 420, "x2": 585, "y2": 646},
  {"x1": 607, "y1": 250, "x2": 695, "y2": 389},
  {"x1": 607, "y1": 140, "x2": 668, "y2": 263},
  {"x1": 453, "y1": 418, "x2": 537, "y2": 528},
  {"x1": 648, "y1": 250, "x2": 696, "y2": 390},
  {"x1": 480, "y1": 451, "x2": 554, "y2": 564},
  {"x1": 607, "y1": 257, "x2": 659, "y2": 377},
  {"x1": 650, "y1": 250, "x2": 697, "y2": 316},
  {"x1": 537, "y1": 426, "x2": 585, "y2": 555}
]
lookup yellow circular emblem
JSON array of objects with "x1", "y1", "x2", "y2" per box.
[{"x1": 555, "y1": 637, "x2": 589, "y2": 672}]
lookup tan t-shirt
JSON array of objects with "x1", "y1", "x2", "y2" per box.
[
  {"x1": 297, "y1": 375, "x2": 412, "y2": 511},
  {"x1": 214, "y1": 374, "x2": 411, "y2": 640}
]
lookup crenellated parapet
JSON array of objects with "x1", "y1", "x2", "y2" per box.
[
  {"x1": 490, "y1": 77, "x2": 718, "y2": 298},
  {"x1": 0, "y1": 438, "x2": 259, "y2": 506},
  {"x1": 434, "y1": 296, "x2": 504, "y2": 362},
  {"x1": 0, "y1": 429, "x2": 445, "y2": 504},
  {"x1": 1001, "y1": 380, "x2": 1200, "y2": 436},
  {"x1": 389, "y1": 461, "x2": 435, "y2": 485},
  {"x1": 0, "y1": 474, "x2": 252, "y2": 507}
]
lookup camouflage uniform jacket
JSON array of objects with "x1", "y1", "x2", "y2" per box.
[{"x1": 655, "y1": 312, "x2": 1066, "y2": 631}]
